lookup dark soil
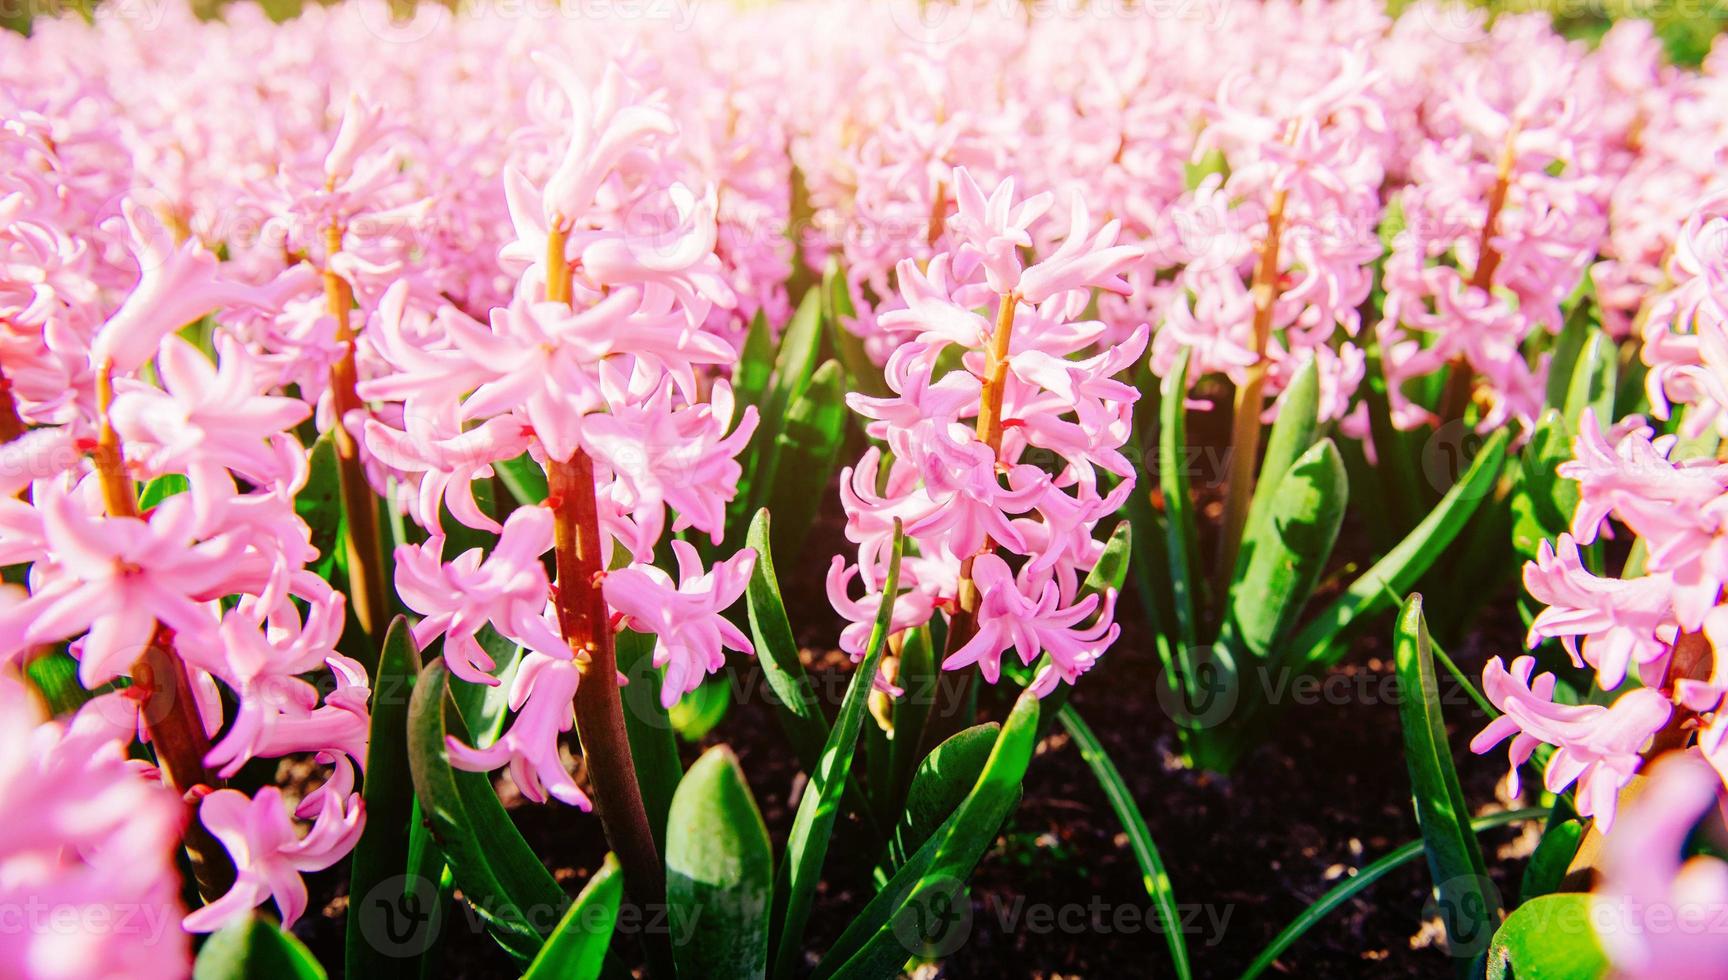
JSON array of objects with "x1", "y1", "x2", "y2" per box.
[{"x1": 295, "y1": 481, "x2": 1539, "y2": 980}]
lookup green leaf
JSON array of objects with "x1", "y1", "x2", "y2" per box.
[
  {"x1": 24, "y1": 651, "x2": 93, "y2": 717},
  {"x1": 819, "y1": 686, "x2": 1040, "y2": 979},
  {"x1": 761, "y1": 359, "x2": 849, "y2": 562},
  {"x1": 744, "y1": 508, "x2": 830, "y2": 772},
  {"x1": 771, "y1": 525, "x2": 905, "y2": 979},
  {"x1": 1160, "y1": 348, "x2": 1201, "y2": 653},
  {"x1": 745, "y1": 289, "x2": 826, "y2": 530},
  {"x1": 1394, "y1": 595, "x2": 1499, "y2": 973},
  {"x1": 407, "y1": 659, "x2": 565, "y2": 963},
  {"x1": 1362, "y1": 345, "x2": 1425, "y2": 535},
  {"x1": 891, "y1": 722, "x2": 1001, "y2": 868},
  {"x1": 1485, "y1": 894, "x2": 1609, "y2": 980},
  {"x1": 1563, "y1": 329, "x2": 1618, "y2": 434},
  {"x1": 1510, "y1": 410, "x2": 1579, "y2": 560},
  {"x1": 194, "y1": 915, "x2": 326, "y2": 980},
  {"x1": 1520, "y1": 818, "x2": 1585, "y2": 902},
  {"x1": 1290, "y1": 428, "x2": 1510, "y2": 672},
  {"x1": 1544, "y1": 288, "x2": 1594, "y2": 411},
  {"x1": 346, "y1": 618, "x2": 425, "y2": 979},
  {"x1": 296, "y1": 433, "x2": 343, "y2": 579},
  {"x1": 1378, "y1": 191, "x2": 1407, "y2": 254},
  {"x1": 1222, "y1": 438, "x2": 1346, "y2": 660},
  {"x1": 733, "y1": 309, "x2": 776, "y2": 415},
  {"x1": 823, "y1": 258, "x2": 888, "y2": 398},
  {"x1": 666, "y1": 746, "x2": 775, "y2": 980},
  {"x1": 616, "y1": 626, "x2": 681, "y2": 853},
  {"x1": 765, "y1": 288, "x2": 825, "y2": 425},
  {"x1": 882, "y1": 623, "x2": 938, "y2": 824},
  {"x1": 521, "y1": 854, "x2": 624, "y2": 980},
  {"x1": 494, "y1": 452, "x2": 549, "y2": 509},
  {"x1": 1237, "y1": 355, "x2": 1321, "y2": 561},
  {"x1": 670, "y1": 676, "x2": 732, "y2": 742},
  {"x1": 138, "y1": 472, "x2": 190, "y2": 510},
  {"x1": 1183, "y1": 147, "x2": 1228, "y2": 190},
  {"x1": 1239, "y1": 807, "x2": 1548, "y2": 980},
  {"x1": 1060, "y1": 705, "x2": 1191, "y2": 980}
]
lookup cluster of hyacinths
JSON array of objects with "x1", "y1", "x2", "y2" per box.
[
  {"x1": 0, "y1": 37, "x2": 758, "y2": 972},
  {"x1": 1469, "y1": 197, "x2": 1728, "y2": 975},
  {"x1": 830, "y1": 167, "x2": 1143, "y2": 696},
  {"x1": 371, "y1": 54, "x2": 759, "y2": 905}
]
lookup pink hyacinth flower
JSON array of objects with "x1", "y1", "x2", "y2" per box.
[
  {"x1": 183, "y1": 785, "x2": 365, "y2": 933},
  {"x1": 603, "y1": 541, "x2": 756, "y2": 707},
  {"x1": 1471, "y1": 655, "x2": 1671, "y2": 830}
]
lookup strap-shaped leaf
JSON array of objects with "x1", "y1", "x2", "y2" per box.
[
  {"x1": 407, "y1": 659, "x2": 564, "y2": 963},
  {"x1": 1236, "y1": 354, "x2": 1321, "y2": 571},
  {"x1": 1485, "y1": 893, "x2": 1608, "y2": 980},
  {"x1": 521, "y1": 854, "x2": 624, "y2": 980},
  {"x1": 1160, "y1": 348, "x2": 1201, "y2": 653},
  {"x1": 1394, "y1": 595, "x2": 1499, "y2": 974},
  {"x1": 761, "y1": 359, "x2": 848, "y2": 562},
  {"x1": 822, "y1": 257, "x2": 888, "y2": 398},
  {"x1": 1544, "y1": 280, "x2": 1595, "y2": 410},
  {"x1": 1510, "y1": 410, "x2": 1579, "y2": 560},
  {"x1": 818, "y1": 686, "x2": 1040, "y2": 979},
  {"x1": 1563, "y1": 328, "x2": 1617, "y2": 434},
  {"x1": 346, "y1": 618, "x2": 425, "y2": 979},
  {"x1": 295, "y1": 433, "x2": 343, "y2": 580},
  {"x1": 1520, "y1": 817, "x2": 1585, "y2": 902},
  {"x1": 194, "y1": 915, "x2": 326, "y2": 980},
  {"x1": 733, "y1": 309, "x2": 776, "y2": 417},
  {"x1": 744, "y1": 509, "x2": 830, "y2": 772},
  {"x1": 882, "y1": 623, "x2": 937, "y2": 825},
  {"x1": 1290, "y1": 428, "x2": 1509, "y2": 671},
  {"x1": 616, "y1": 626, "x2": 682, "y2": 852},
  {"x1": 666, "y1": 746, "x2": 774, "y2": 980},
  {"x1": 771, "y1": 525, "x2": 905, "y2": 978},
  {"x1": 1221, "y1": 439, "x2": 1346, "y2": 661},
  {"x1": 890, "y1": 722, "x2": 1000, "y2": 869},
  {"x1": 1060, "y1": 705, "x2": 1191, "y2": 980}
]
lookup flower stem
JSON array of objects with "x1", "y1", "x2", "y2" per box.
[
  {"x1": 94, "y1": 360, "x2": 235, "y2": 902},
  {"x1": 0, "y1": 366, "x2": 24, "y2": 445},
  {"x1": 323, "y1": 223, "x2": 388, "y2": 650},
  {"x1": 1215, "y1": 186, "x2": 1289, "y2": 597},
  {"x1": 543, "y1": 223, "x2": 671, "y2": 977},
  {"x1": 936, "y1": 290, "x2": 1018, "y2": 736}
]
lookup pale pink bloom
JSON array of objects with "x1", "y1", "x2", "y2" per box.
[
  {"x1": 942, "y1": 554, "x2": 1119, "y2": 693},
  {"x1": 109, "y1": 334, "x2": 310, "y2": 527},
  {"x1": 91, "y1": 199, "x2": 309, "y2": 375},
  {"x1": 12, "y1": 481, "x2": 241, "y2": 686},
  {"x1": 584, "y1": 378, "x2": 757, "y2": 555},
  {"x1": 1593, "y1": 752, "x2": 1728, "y2": 980},
  {"x1": 603, "y1": 542, "x2": 756, "y2": 706},
  {"x1": 394, "y1": 506, "x2": 569, "y2": 685},
  {"x1": 1524, "y1": 535, "x2": 1677, "y2": 689},
  {"x1": 533, "y1": 56, "x2": 676, "y2": 226},
  {"x1": 201, "y1": 604, "x2": 366, "y2": 779},
  {"x1": 1472, "y1": 655, "x2": 1671, "y2": 830},
  {"x1": 949, "y1": 167, "x2": 1052, "y2": 296},
  {"x1": 183, "y1": 784, "x2": 365, "y2": 932},
  {"x1": 446, "y1": 652, "x2": 589, "y2": 808},
  {"x1": 0, "y1": 677, "x2": 188, "y2": 979}
]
